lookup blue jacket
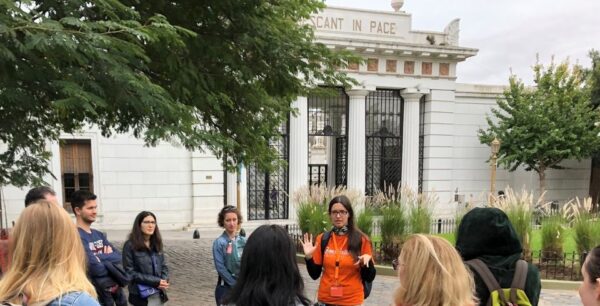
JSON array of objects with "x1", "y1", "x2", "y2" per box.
[
  {"x1": 212, "y1": 232, "x2": 246, "y2": 287},
  {"x1": 46, "y1": 291, "x2": 100, "y2": 306}
]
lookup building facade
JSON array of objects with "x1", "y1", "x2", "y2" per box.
[{"x1": 1, "y1": 3, "x2": 592, "y2": 231}]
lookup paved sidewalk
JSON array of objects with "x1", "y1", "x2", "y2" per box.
[{"x1": 106, "y1": 230, "x2": 581, "y2": 306}]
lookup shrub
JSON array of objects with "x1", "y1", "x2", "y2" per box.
[
  {"x1": 491, "y1": 187, "x2": 547, "y2": 253},
  {"x1": 564, "y1": 197, "x2": 600, "y2": 254},
  {"x1": 356, "y1": 206, "x2": 374, "y2": 237},
  {"x1": 292, "y1": 184, "x2": 362, "y2": 237},
  {"x1": 541, "y1": 215, "x2": 565, "y2": 259}
]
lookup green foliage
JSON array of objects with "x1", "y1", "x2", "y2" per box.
[
  {"x1": 296, "y1": 202, "x2": 329, "y2": 237},
  {"x1": 409, "y1": 205, "x2": 431, "y2": 234},
  {"x1": 541, "y1": 215, "x2": 565, "y2": 254},
  {"x1": 506, "y1": 206, "x2": 533, "y2": 252},
  {"x1": 356, "y1": 206, "x2": 374, "y2": 237},
  {"x1": 572, "y1": 214, "x2": 600, "y2": 254},
  {"x1": 0, "y1": 0, "x2": 357, "y2": 186},
  {"x1": 293, "y1": 185, "x2": 360, "y2": 236},
  {"x1": 380, "y1": 205, "x2": 407, "y2": 245},
  {"x1": 478, "y1": 58, "x2": 600, "y2": 195},
  {"x1": 588, "y1": 50, "x2": 600, "y2": 108},
  {"x1": 563, "y1": 197, "x2": 600, "y2": 253}
]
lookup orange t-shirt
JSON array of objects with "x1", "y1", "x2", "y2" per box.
[{"x1": 312, "y1": 232, "x2": 373, "y2": 305}]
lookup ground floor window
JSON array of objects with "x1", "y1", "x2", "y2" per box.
[{"x1": 60, "y1": 139, "x2": 93, "y2": 212}]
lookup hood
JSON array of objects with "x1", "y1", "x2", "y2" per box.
[{"x1": 455, "y1": 207, "x2": 522, "y2": 260}]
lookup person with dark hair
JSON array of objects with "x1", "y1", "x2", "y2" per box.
[
  {"x1": 580, "y1": 245, "x2": 600, "y2": 306},
  {"x1": 301, "y1": 195, "x2": 376, "y2": 306},
  {"x1": 222, "y1": 224, "x2": 311, "y2": 306},
  {"x1": 212, "y1": 205, "x2": 246, "y2": 305},
  {"x1": 1, "y1": 186, "x2": 58, "y2": 276},
  {"x1": 455, "y1": 207, "x2": 541, "y2": 306},
  {"x1": 123, "y1": 211, "x2": 169, "y2": 306},
  {"x1": 72, "y1": 190, "x2": 127, "y2": 306},
  {"x1": 24, "y1": 186, "x2": 57, "y2": 206}
]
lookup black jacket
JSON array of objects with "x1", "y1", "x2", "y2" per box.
[
  {"x1": 456, "y1": 207, "x2": 541, "y2": 306},
  {"x1": 122, "y1": 240, "x2": 169, "y2": 305}
]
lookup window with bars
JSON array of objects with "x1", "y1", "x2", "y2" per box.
[{"x1": 60, "y1": 140, "x2": 93, "y2": 212}]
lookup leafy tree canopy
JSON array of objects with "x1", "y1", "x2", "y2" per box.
[
  {"x1": 0, "y1": 0, "x2": 357, "y2": 187},
  {"x1": 478, "y1": 56, "x2": 600, "y2": 194}
]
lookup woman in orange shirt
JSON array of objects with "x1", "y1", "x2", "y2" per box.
[{"x1": 301, "y1": 195, "x2": 375, "y2": 306}]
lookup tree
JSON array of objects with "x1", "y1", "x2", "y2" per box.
[
  {"x1": 0, "y1": 0, "x2": 356, "y2": 187},
  {"x1": 478, "y1": 58, "x2": 600, "y2": 197},
  {"x1": 588, "y1": 50, "x2": 600, "y2": 108}
]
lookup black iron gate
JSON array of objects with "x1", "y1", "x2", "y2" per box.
[
  {"x1": 247, "y1": 125, "x2": 289, "y2": 220},
  {"x1": 308, "y1": 88, "x2": 349, "y2": 187},
  {"x1": 366, "y1": 90, "x2": 403, "y2": 195},
  {"x1": 309, "y1": 164, "x2": 327, "y2": 186}
]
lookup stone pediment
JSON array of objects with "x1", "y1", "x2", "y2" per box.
[{"x1": 309, "y1": 7, "x2": 477, "y2": 63}]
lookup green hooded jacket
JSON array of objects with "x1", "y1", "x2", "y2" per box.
[{"x1": 456, "y1": 207, "x2": 541, "y2": 306}]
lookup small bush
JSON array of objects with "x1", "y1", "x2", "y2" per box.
[
  {"x1": 541, "y1": 215, "x2": 565, "y2": 259},
  {"x1": 356, "y1": 206, "x2": 374, "y2": 237}
]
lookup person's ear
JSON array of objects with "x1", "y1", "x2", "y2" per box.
[
  {"x1": 73, "y1": 207, "x2": 80, "y2": 216},
  {"x1": 595, "y1": 278, "x2": 600, "y2": 300}
]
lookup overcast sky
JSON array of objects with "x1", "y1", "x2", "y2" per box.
[{"x1": 325, "y1": 0, "x2": 600, "y2": 85}]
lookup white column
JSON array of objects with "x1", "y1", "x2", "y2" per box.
[
  {"x1": 400, "y1": 88, "x2": 425, "y2": 192},
  {"x1": 346, "y1": 89, "x2": 369, "y2": 194},
  {"x1": 289, "y1": 96, "x2": 308, "y2": 219},
  {"x1": 226, "y1": 171, "x2": 237, "y2": 207}
]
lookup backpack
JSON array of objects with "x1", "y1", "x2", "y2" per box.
[
  {"x1": 320, "y1": 231, "x2": 373, "y2": 299},
  {"x1": 466, "y1": 259, "x2": 532, "y2": 306}
]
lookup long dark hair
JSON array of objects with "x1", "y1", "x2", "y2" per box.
[
  {"x1": 328, "y1": 195, "x2": 368, "y2": 260},
  {"x1": 224, "y1": 225, "x2": 311, "y2": 306},
  {"x1": 585, "y1": 245, "x2": 600, "y2": 282},
  {"x1": 128, "y1": 211, "x2": 163, "y2": 252}
]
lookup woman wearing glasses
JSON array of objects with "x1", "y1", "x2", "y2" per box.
[
  {"x1": 213, "y1": 205, "x2": 246, "y2": 305},
  {"x1": 123, "y1": 211, "x2": 169, "y2": 306},
  {"x1": 301, "y1": 195, "x2": 376, "y2": 306}
]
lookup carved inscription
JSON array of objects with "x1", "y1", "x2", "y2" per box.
[{"x1": 310, "y1": 15, "x2": 398, "y2": 36}]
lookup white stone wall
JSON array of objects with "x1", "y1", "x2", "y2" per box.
[{"x1": 0, "y1": 129, "x2": 222, "y2": 230}]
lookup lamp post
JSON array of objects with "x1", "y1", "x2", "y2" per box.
[{"x1": 490, "y1": 137, "x2": 501, "y2": 202}]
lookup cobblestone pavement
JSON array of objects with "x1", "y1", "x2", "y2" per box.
[{"x1": 108, "y1": 231, "x2": 581, "y2": 306}]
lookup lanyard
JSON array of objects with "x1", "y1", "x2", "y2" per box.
[{"x1": 331, "y1": 233, "x2": 346, "y2": 282}]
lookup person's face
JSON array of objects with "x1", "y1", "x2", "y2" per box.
[
  {"x1": 579, "y1": 257, "x2": 600, "y2": 306},
  {"x1": 76, "y1": 199, "x2": 97, "y2": 224},
  {"x1": 329, "y1": 203, "x2": 349, "y2": 228},
  {"x1": 224, "y1": 212, "x2": 238, "y2": 234},
  {"x1": 140, "y1": 215, "x2": 156, "y2": 237}
]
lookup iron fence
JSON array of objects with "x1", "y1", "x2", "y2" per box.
[{"x1": 285, "y1": 223, "x2": 585, "y2": 281}]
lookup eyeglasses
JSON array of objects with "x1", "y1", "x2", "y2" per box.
[
  {"x1": 392, "y1": 259, "x2": 405, "y2": 271},
  {"x1": 330, "y1": 210, "x2": 348, "y2": 216},
  {"x1": 142, "y1": 221, "x2": 156, "y2": 225},
  {"x1": 222, "y1": 205, "x2": 236, "y2": 212}
]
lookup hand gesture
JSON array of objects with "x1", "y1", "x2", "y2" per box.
[
  {"x1": 299, "y1": 233, "x2": 317, "y2": 258},
  {"x1": 158, "y1": 279, "x2": 169, "y2": 290},
  {"x1": 355, "y1": 254, "x2": 372, "y2": 267},
  {"x1": 103, "y1": 245, "x2": 113, "y2": 254}
]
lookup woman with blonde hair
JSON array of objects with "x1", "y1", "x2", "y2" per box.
[
  {"x1": 394, "y1": 234, "x2": 476, "y2": 306},
  {"x1": 0, "y1": 200, "x2": 99, "y2": 306}
]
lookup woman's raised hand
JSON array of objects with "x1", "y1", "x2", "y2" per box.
[{"x1": 300, "y1": 233, "x2": 317, "y2": 259}]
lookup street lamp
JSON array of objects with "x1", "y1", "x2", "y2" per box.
[{"x1": 490, "y1": 137, "x2": 501, "y2": 202}]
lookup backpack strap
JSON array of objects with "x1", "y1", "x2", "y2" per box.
[
  {"x1": 509, "y1": 260, "x2": 528, "y2": 303},
  {"x1": 466, "y1": 259, "x2": 511, "y2": 306}
]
